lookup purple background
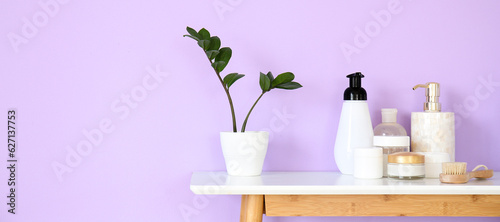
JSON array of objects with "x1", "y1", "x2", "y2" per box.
[{"x1": 1, "y1": 0, "x2": 500, "y2": 221}]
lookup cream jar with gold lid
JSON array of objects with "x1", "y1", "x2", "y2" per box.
[{"x1": 387, "y1": 152, "x2": 425, "y2": 180}]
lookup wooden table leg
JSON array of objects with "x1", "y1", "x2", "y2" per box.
[{"x1": 240, "y1": 195, "x2": 264, "y2": 222}]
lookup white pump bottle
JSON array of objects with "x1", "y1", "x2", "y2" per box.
[{"x1": 334, "y1": 72, "x2": 374, "y2": 175}]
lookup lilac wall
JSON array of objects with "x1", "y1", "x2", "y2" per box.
[{"x1": 1, "y1": 0, "x2": 499, "y2": 221}]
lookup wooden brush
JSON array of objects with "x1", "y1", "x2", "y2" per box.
[{"x1": 440, "y1": 162, "x2": 494, "y2": 184}]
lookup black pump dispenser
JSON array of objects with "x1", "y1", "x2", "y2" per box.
[{"x1": 344, "y1": 72, "x2": 367, "y2": 100}]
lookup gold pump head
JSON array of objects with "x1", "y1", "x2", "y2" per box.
[{"x1": 413, "y1": 82, "x2": 441, "y2": 112}]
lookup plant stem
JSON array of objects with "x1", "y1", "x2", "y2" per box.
[
  {"x1": 241, "y1": 92, "x2": 265, "y2": 132},
  {"x1": 207, "y1": 57, "x2": 238, "y2": 132}
]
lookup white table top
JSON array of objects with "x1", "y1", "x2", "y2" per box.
[{"x1": 190, "y1": 171, "x2": 500, "y2": 195}]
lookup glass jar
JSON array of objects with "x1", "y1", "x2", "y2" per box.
[
  {"x1": 374, "y1": 136, "x2": 410, "y2": 177},
  {"x1": 387, "y1": 152, "x2": 425, "y2": 180},
  {"x1": 373, "y1": 108, "x2": 407, "y2": 136}
]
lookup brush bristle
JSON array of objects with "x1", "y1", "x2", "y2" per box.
[{"x1": 442, "y1": 162, "x2": 467, "y2": 175}]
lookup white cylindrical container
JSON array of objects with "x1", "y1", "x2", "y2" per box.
[
  {"x1": 354, "y1": 147, "x2": 383, "y2": 179},
  {"x1": 419, "y1": 152, "x2": 450, "y2": 178},
  {"x1": 373, "y1": 136, "x2": 410, "y2": 177}
]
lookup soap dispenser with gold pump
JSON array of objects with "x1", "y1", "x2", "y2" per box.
[{"x1": 411, "y1": 82, "x2": 455, "y2": 161}]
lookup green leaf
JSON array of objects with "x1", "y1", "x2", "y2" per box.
[
  {"x1": 197, "y1": 39, "x2": 210, "y2": 50},
  {"x1": 211, "y1": 61, "x2": 227, "y2": 73},
  {"x1": 259, "y1": 73, "x2": 271, "y2": 92},
  {"x1": 215, "y1": 47, "x2": 231, "y2": 63},
  {"x1": 275, "y1": 81, "x2": 302, "y2": 90},
  {"x1": 206, "y1": 50, "x2": 219, "y2": 60},
  {"x1": 198, "y1": 28, "x2": 210, "y2": 40},
  {"x1": 183, "y1": 34, "x2": 199, "y2": 41},
  {"x1": 214, "y1": 47, "x2": 232, "y2": 71},
  {"x1": 186, "y1": 26, "x2": 201, "y2": 39},
  {"x1": 271, "y1": 72, "x2": 295, "y2": 88},
  {"x1": 266, "y1": 72, "x2": 274, "y2": 83},
  {"x1": 223, "y1": 73, "x2": 245, "y2": 89},
  {"x1": 208, "y1": 36, "x2": 221, "y2": 51}
]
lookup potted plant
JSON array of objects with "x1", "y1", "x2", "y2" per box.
[{"x1": 184, "y1": 26, "x2": 302, "y2": 176}]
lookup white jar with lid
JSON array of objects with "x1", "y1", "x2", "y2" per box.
[
  {"x1": 373, "y1": 136, "x2": 410, "y2": 177},
  {"x1": 387, "y1": 152, "x2": 425, "y2": 180},
  {"x1": 418, "y1": 152, "x2": 450, "y2": 178},
  {"x1": 354, "y1": 147, "x2": 383, "y2": 179}
]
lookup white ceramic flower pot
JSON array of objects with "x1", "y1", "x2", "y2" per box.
[{"x1": 220, "y1": 131, "x2": 269, "y2": 176}]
